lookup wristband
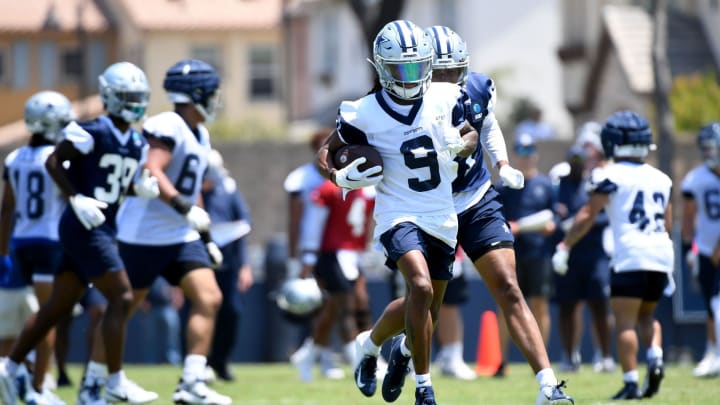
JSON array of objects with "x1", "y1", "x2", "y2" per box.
[
  {"x1": 170, "y1": 195, "x2": 192, "y2": 215},
  {"x1": 302, "y1": 252, "x2": 318, "y2": 267}
]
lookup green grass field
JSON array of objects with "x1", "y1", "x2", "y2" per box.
[{"x1": 52, "y1": 363, "x2": 718, "y2": 404}]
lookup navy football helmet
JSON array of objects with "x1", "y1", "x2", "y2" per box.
[
  {"x1": 600, "y1": 111, "x2": 654, "y2": 159},
  {"x1": 24, "y1": 91, "x2": 75, "y2": 143},
  {"x1": 698, "y1": 122, "x2": 720, "y2": 168},
  {"x1": 163, "y1": 59, "x2": 221, "y2": 122},
  {"x1": 370, "y1": 20, "x2": 434, "y2": 100},
  {"x1": 98, "y1": 62, "x2": 150, "y2": 123},
  {"x1": 425, "y1": 25, "x2": 469, "y2": 85}
]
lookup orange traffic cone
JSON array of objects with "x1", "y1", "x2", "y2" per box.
[{"x1": 475, "y1": 310, "x2": 502, "y2": 376}]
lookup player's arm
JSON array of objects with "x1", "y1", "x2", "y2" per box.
[
  {"x1": 562, "y1": 192, "x2": 608, "y2": 248},
  {"x1": 315, "y1": 130, "x2": 344, "y2": 180},
  {"x1": 680, "y1": 194, "x2": 696, "y2": 247},
  {"x1": 45, "y1": 140, "x2": 82, "y2": 198},
  {"x1": 0, "y1": 180, "x2": 15, "y2": 255},
  {"x1": 316, "y1": 130, "x2": 380, "y2": 189},
  {"x1": 664, "y1": 201, "x2": 673, "y2": 235}
]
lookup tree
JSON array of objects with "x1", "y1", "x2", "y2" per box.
[
  {"x1": 651, "y1": 0, "x2": 674, "y2": 178},
  {"x1": 348, "y1": 0, "x2": 406, "y2": 71}
]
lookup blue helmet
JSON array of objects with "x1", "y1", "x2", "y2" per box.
[
  {"x1": 698, "y1": 122, "x2": 720, "y2": 167},
  {"x1": 600, "y1": 110, "x2": 653, "y2": 159},
  {"x1": 98, "y1": 62, "x2": 150, "y2": 123},
  {"x1": 163, "y1": 59, "x2": 221, "y2": 122},
  {"x1": 24, "y1": 91, "x2": 75, "y2": 143}
]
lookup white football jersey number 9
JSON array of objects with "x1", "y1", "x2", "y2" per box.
[{"x1": 95, "y1": 153, "x2": 138, "y2": 203}]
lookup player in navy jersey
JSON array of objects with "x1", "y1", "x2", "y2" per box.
[
  {"x1": 0, "y1": 91, "x2": 74, "y2": 404},
  {"x1": 0, "y1": 62, "x2": 160, "y2": 405},
  {"x1": 318, "y1": 20, "x2": 476, "y2": 405},
  {"x1": 554, "y1": 111, "x2": 673, "y2": 399},
  {"x1": 681, "y1": 122, "x2": 720, "y2": 377},
  {"x1": 115, "y1": 59, "x2": 231, "y2": 405}
]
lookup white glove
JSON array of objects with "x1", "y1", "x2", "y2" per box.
[
  {"x1": 552, "y1": 243, "x2": 570, "y2": 275},
  {"x1": 499, "y1": 164, "x2": 525, "y2": 189},
  {"x1": 334, "y1": 157, "x2": 382, "y2": 190},
  {"x1": 686, "y1": 248, "x2": 699, "y2": 279},
  {"x1": 186, "y1": 205, "x2": 211, "y2": 231},
  {"x1": 69, "y1": 194, "x2": 108, "y2": 230},
  {"x1": 134, "y1": 169, "x2": 160, "y2": 199},
  {"x1": 206, "y1": 241, "x2": 224, "y2": 267},
  {"x1": 443, "y1": 127, "x2": 467, "y2": 156}
]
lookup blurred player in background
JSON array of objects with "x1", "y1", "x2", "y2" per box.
[
  {"x1": 290, "y1": 179, "x2": 374, "y2": 382},
  {"x1": 115, "y1": 59, "x2": 231, "y2": 405},
  {"x1": 0, "y1": 91, "x2": 74, "y2": 404},
  {"x1": 202, "y1": 149, "x2": 253, "y2": 382},
  {"x1": 554, "y1": 111, "x2": 673, "y2": 400},
  {"x1": 427, "y1": 25, "x2": 571, "y2": 404},
  {"x1": 318, "y1": 19, "x2": 476, "y2": 405},
  {"x1": 0, "y1": 61, "x2": 160, "y2": 405},
  {"x1": 681, "y1": 122, "x2": 720, "y2": 377}
]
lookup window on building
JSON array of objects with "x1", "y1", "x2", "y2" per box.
[
  {"x1": 40, "y1": 42, "x2": 57, "y2": 87},
  {"x1": 87, "y1": 40, "x2": 107, "y2": 84},
  {"x1": 61, "y1": 47, "x2": 83, "y2": 82},
  {"x1": 191, "y1": 46, "x2": 223, "y2": 77},
  {"x1": 249, "y1": 45, "x2": 278, "y2": 100},
  {"x1": 12, "y1": 42, "x2": 30, "y2": 89}
]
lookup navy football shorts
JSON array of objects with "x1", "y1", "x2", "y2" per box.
[
  {"x1": 516, "y1": 256, "x2": 554, "y2": 298},
  {"x1": 442, "y1": 273, "x2": 468, "y2": 305},
  {"x1": 12, "y1": 241, "x2": 62, "y2": 284},
  {"x1": 119, "y1": 239, "x2": 212, "y2": 289},
  {"x1": 610, "y1": 270, "x2": 668, "y2": 301},
  {"x1": 457, "y1": 186, "x2": 515, "y2": 263},
  {"x1": 554, "y1": 252, "x2": 611, "y2": 303},
  {"x1": 314, "y1": 252, "x2": 356, "y2": 293},
  {"x1": 380, "y1": 222, "x2": 455, "y2": 281},
  {"x1": 698, "y1": 255, "x2": 720, "y2": 317}
]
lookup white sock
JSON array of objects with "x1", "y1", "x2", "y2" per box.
[
  {"x1": 449, "y1": 342, "x2": 464, "y2": 363},
  {"x1": 85, "y1": 361, "x2": 107, "y2": 385},
  {"x1": 623, "y1": 369, "x2": 639, "y2": 383},
  {"x1": 646, "y1": 346, "x2": 663, "y2": 362},
  {"x1": 183, "y1": 354, "x2": 207, "y2": 383},
  {"x1": 106, "y1": 370, "x2": 125, "y2": 389},
  {"x1": 535, "y1": 368, "x2": 557, "y2": 388},
  {"x1": 399, "y1": 335, "x2": 412, "y2": 358},
  {"x1": 4, "y1": 359, "x2": 19, "y2": 376},
  {"x1": 415, "y1": 373, "x2": 432, "y2": 387},
  {"x1": 343, "y1": 341, "x2": 356, "y2": 365},
  {"x1": 362, "y1": 334, "x2": 381, "y2": 357}
]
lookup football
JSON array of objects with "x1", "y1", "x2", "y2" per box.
[{"x1": 333, "y1": 144, "x2": 383, "y2": 177}]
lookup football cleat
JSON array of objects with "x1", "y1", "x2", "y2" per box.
[
  {"x1": 354, "y1": 355, "x2": 378, "y2": 397},
  {"x1": 0, "y1": 359, "x2": 19, "y2": 405},
  {"x1": 172, "y1": 378, "x2": 231, "y2": 405},
  {"x1": 414, "y1": 386, "x2": 437, "y2": 405},
  {"x1": 641, "y1": 358, "x2": 665, "y2": 398},
  {"x1": 592, "y1": 357, "x2": 617, "y2": 373},
  {"x1": 611, "y1": 382, "x2": 640, "y2": 400},
  {"x1": 693, "y1": 351, "x2": 718, "y2": 377},
  {"x1": 536, "y1": 380, "x2": 574, "y2": 405},
  {"x1": 382, "y1": 334, "x2": 411, "y2": 402},
  {"x1": 24, "y1": 389, "x2": 66, "y2": 405},
  {"x1": 77, "y1": 381, "x2": 106, "y2": 405},
  {"x1": 439, "y1": 359, "x2": 477, "y2": 380},
  {"x1": 289, "y1": 341, "x2": 316, "y2": 382},
  {"x1": 104, "y1": 377, "x2": 157, "y2": 404}
]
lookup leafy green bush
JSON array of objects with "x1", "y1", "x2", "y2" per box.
[{"x1": 670, "y1": 71, "x2": 720, "y2": 138}]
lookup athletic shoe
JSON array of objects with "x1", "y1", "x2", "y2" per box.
[
  {"x1": 693, "y1": 351, "x2": 717, "y2": 377},
  {"x1": 354, "y1": 355, "x2": 377, "y2": 397},
  {"x1": 172, "y1": 378, "x2": 232, "y2": 405},
  {"x1": 592, "y1": 357, "x2": 617, "y2": 373},
  {"x1": 641, "y1": 358, "x2": 664, "y2": 398},
  {"x1": 15, "y1": 364, "x2": 31, "y2": 402},
  {"x1": 56, "y1": 371, "x2": 73, "y2": 388},
  {"x1": 290, "y1": 342, "x2": 316, "y2": 382},
  {"x1": 208, "y1": 364, "x2": 234, "y2": 382},
  {"x1": 24, "y1": 389, "x2": 66, "y2": 405},
  {"x1": 104, "y1": 377, "x2": 158, "y2": 404},
  {"x1": 493, "y1": 361, "x2": 507, "y2": 378},
  {"x1": 536, "y1": 380, "x2": 574, "y2": 405},
  {"x1": 611, "y1": 382, "x2": 640, "y2": 400},
  {"x1": 0, "y1": 359, "x2": 19, "y2": 405},
  {"x1": 77, "y1": 381, "x2": 106, "y2": 405},
  {"x1": 381, "y1": 334, "x2": 411, "y2": 403},
  {"x1": 414, "y1": 386, "x2": 436, "y2": 405},
  {"x1": 439, "y1": 359, "x2": 476, "y2": 380}
]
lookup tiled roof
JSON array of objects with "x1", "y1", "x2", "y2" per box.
[
  {"x1": 119, "y1": 0, "x2": 282, "y2": 31},
  {"x1": 0, "y1": 0, "x2": 110, "y2": 33},
  {"x1": 603, "y1": 4, "x2": 654, "y2": 93}
]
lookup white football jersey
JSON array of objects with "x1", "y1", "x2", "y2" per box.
[
  {"x1": 283, "y1": 163, "x2": 326, "y2": 253},
  {"x1": 117, "y1": 111, "x2": 211, "y2": 245},
  {"x1": 591, "y1": 161, "x2": 673, "y2": 273},
  {"x1": 681, "y1": 165, "x2": 720, "y2": 256},
  {"x1": 336, "y1": 82, "x2": 465, "y2": 248},
  {"x1": 4, "y1": 145, "x2": 65, "y2": 241}
]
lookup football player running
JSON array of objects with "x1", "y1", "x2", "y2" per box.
[
  {"x1": 115, "y1": 59, "x2": 231, "y2": 405},
  {"x1": 554, "y1": 111, "x2": 673, "y2": 400},
  {"x1": 681, "y1": 122, "x2": 720, "y2": 377},
  {"x1": 0, "y1": 62, "x2": 159, "y2": 405},
  {"x1": 317, "y1": 20, "x2": 476, "y2": 405},
  {"x1": 0, "y1": 91, "x2": 74, "y2": 405}
]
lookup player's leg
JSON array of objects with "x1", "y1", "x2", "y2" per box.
[
  {"x1": 609, "y1": 270, "x2": 644, "y2": 400},
  {"x1": 637, "y1": 271, "x2": 668, "y2": 398},
  {"x1": 557, "y1": 300, "x2": 582, "y2": 372},
  {"x1": 587, "y1": 298, "x2": 614, "y2": 371},
  {"x1": 354, "y1": 274, "x2": 372, "y2": 332},
  {"x1": 208, "y1": 268, "x2": 239, "y2": 381},
  {"x1": 435, "y1": 271, "x2": 475, "y2": 380}
]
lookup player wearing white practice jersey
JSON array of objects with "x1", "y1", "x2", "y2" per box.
[
  {"x1": 114, "y1": 59, "x2": 231, "y2": 405},
  {"x1": 554, "y1": 111, "x2": 672, "y2": 400},
  {"x1": 317, "y1": 20, "x2": 477, "y2": 405},
  {"x1": 681, "y1": 122, "x2": 720, "y2": 377}
]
